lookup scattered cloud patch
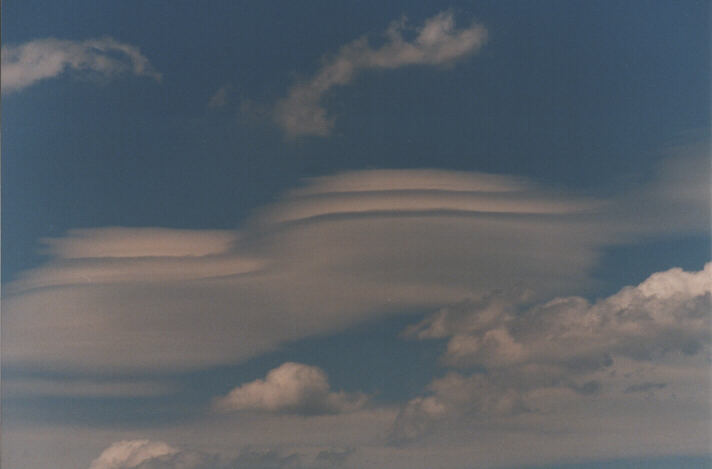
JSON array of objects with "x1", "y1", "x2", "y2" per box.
[
  {"x1": 213, "y1": 362, "x2": 367, "y2": 415},
  {"x1": 1, "y1": 37, "x2": 161, "y2": 94},
  {"x1": 393, "y1": 263, "x2": 712, "y2": 442},
  {"x1": 274, "y1": 11, "x2": 487, "y2": 136},
  {"x1": 389, "y1": 372, "x2": 526, "y2": 444},
  {"x1": 414, "y1": 263, "x2": 712, "y2": 370},
  {"x1": 208, "y1": 85, "x2": 230, "y2": 108}
]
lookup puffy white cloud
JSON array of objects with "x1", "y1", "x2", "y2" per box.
[
  {"x1": 274, "y1": 11, "x2": 487, "y2": 136},
  {"x1": 394, "y1": 263, "x2": 712, "y2": 443},
  {"x1": 213, "y1": 363, "x2": 367, "y2": 415},
  {"x1": 1, "y1": 37, "x2": 161, "y2": 93},
  {"x1": 89, "y1": 440, "x2": 180, "y2": 469},
  {"x1": 415, "y1": 263, "x2": 712, "y2": 370}
]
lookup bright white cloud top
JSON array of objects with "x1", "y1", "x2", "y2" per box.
[
  {"x1": 1, "y1": 37, "x2": 161, "y2": 93},
  {"x1": 275, "y1": 11, "x2": 487, "y2": 136}
]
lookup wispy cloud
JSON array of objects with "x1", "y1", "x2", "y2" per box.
[
  {"x1": 274, "y1": 11, "x2": 487, "y2": 137},
  {"x1": 213, "y1": 362, "x2": 367, "y2": 415},
  {"x1": 208, "y1": 84, "x2": 230, "y2": 108},
  {"x1": 1, "y1": 37, "x2": 161, "y2": 94}
]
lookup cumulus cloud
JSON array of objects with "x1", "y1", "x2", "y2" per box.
[
  {"x1": 389, "y1": 372, "x2": 526, "y2": 444},
  {"x1": 2, "y1": 37, "x2": 161, "y2": 93},
  {"x1": 213, "y1": 362, "x2": 367, "y2": 415},
  {"x1": 410, "y1": 263, "x2": 712, "y2": 370},
  {"x1": 89, "y1": 440, "x2": 180, "y2": 469},
  {"x1": 393, "y1": 263, "x2": 712, "y2": 442},
  {"x1": 274, "y1": 11, "x2": 487, "y2": 136},
  {"x1": 88, "y1": 440, "x2": 353, "y2": 469}
]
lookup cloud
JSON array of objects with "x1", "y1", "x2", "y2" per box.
[
  {"x1": 389, "y1": 372, "x2": 526, "y2": 444},
  {"x1": 2, "y1": 377, "x2": 174, "y2": 398},
  {"x1": 4, "y1": 167, "x2": 612, "y2": 373},
  {"x1": 88, "y1": 440, "x2": 354, "y2": 469},
  {"x1": 1, "y1": 37, "x2": 161, "y2": 94},
  {"x1": 274, "y1": 11, "x2": 487, "y2": 136},
  {"x1": 3, "y1": 148, "x2": 708, "y2": 375},
  {"x1": 411, "y1": 262, "x2": 712, "y2": 370},
  {"x1": 392, "y1": 263, "x2": 712, "y2": 442},
  {"x1": 208, "y1": 85, "x2": 230, "y2": 108},
  {"x1": 213, "y1": 362, "x2": 367, "y2": 415},
  {"x1": 89, "y1": 440, "x2": 180, "y2": 469}
]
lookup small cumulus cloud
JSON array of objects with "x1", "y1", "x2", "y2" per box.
[
  {"x1": 1, "y1": 37, "x2": 161, "y2": 94},
  {"x1": 274, "y1": 11, "x2": 487, "y2": 137},
  {"x1": 89, "y1": 440, "x2": 180, "y2": 469},
  {"x1": 213, "y1": 362, "x2": 367, "y2": 415}
]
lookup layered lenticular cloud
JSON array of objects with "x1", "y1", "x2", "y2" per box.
[
  {"x1": 3, "y1": 152, "x2": 707, "y2": 378},
  {"x1": 1, "y1": 37, "x2": 161, "y2": 93},
  {"x1": 4, "y1": 167, "x2": 607, "y2": 374},
  {"x1": 275, "y1": 11, "x2": 487, "y2": 136}
]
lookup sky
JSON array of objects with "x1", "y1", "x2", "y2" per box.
[{"x1": 1, "y1": 1, "x2": 711, "y2": 469}]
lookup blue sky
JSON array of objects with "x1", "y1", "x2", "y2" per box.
[{"x1": 2, "y1": 2, "x2": 711, "y2": 469}]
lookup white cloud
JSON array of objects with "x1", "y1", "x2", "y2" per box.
[
  {"x1": 393, "y1": 263, "x2": 712, "y2": 442},
  {"x1": 89, "y1": 440, "x2": 180, "y2": 469},
  {"x1": 410, "y1": 263, "x2": 712, "y2": 370},
  {"x1": 213, "y1": 363, "x2": 367, "y2": 415},
  {"x1": 274, "y1": 11, "x2": 487, "y2": 136},
  {"x1": 1, "y1": 37, "x2": 161, "y2": 94}
]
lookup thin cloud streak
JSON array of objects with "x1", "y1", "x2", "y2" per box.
[
  {"x1": 1, "y1": 37, "x2": 161, "y2": 93},
  {"x1": 274, "y1": 11, "x2": 487, "y2": 137}
]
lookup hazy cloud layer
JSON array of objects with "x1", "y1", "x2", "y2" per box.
[
  {"x1": 213, "y1": 362, "x2": 367, "y2": 415},
  {"x1": 2, "y1": 37, "x2": 161, "y2": 93},
  {"x1": 89, "y1": 439, "x2": 353, "y2": 469},
  {"x1": 274, "y1": 11, "x2": 487, "y2": 136}
]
